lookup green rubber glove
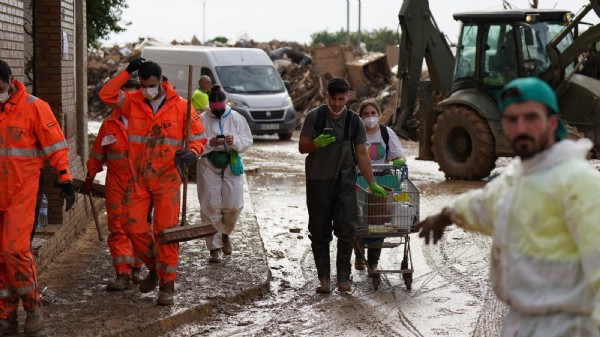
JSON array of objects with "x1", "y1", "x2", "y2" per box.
[
  {"x1": 368, "y1": 182, "x2": 387, "y2": 198},
  {"x1": 393, "y1": 159, "x2": 406, "y2": 167},
  {"x1": 314, "y1": 134, "x2": 336, "y2": 148}
]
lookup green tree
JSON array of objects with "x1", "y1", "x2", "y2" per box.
[
  {"x1": 86, "y1": 0, "x2": 130, "y2": 47},
  {"x1": 310, "y1": 27, "x2": 398, "y2": 53}
]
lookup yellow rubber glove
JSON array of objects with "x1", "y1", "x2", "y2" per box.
[
  {"x1": 314, "y1": 134, "x2": 336, "y2": 148},
  {"x1": 368, "y1": 182, "x2": 387, "y2": 198}
]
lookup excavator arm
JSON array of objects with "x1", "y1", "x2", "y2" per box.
[
  {"x1": 540, "y1": 0, "x2": 600, "y2": 91},
  {"x1": 392, "y1": 0, "x2": 455, "y2": 140}
]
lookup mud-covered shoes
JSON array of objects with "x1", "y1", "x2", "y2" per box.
[
  {"x1": 106, "y1": 274, "x2": 133, "y2": 291},
  {"x1": 157, "y1": 281, "x2": 174, "y2": 306},
  {"x1": 0, "y1": 318, "x2": 17, "y2": 336},
  {"x1": 139, "y1": 270, "x2": 159, "y2": 293},
  {"x1": 315, "y1": 277, "x2": 331, "y2": 294},
  {"x1": 222, "y1": 235, "x2": 233, "y2": 255},
  {"x1": 24, "y1": 306, "x2": 43, "y2": 335},
  {"x1": 132, "y1": 267, "x2": 143, "y2": 285},
  {"x1": 337, "y1": 280, "x2": 352, "y2": 293},
  {"x1": 209, "y1": 249, "x2": 221, "y2": 263}
]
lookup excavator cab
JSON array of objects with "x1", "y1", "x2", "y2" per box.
[{"x1": 453, "y1": 10, "x2": 574, "y2": 89}]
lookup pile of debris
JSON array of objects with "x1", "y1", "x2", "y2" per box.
[{"x1": 87, "y1": 39, "x2": 399, "y2": 126}]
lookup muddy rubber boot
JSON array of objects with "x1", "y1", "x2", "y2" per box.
[
  {"x1": 106, "y1": 274, "x2": 133, "y2": 291},
  {"x1": 337, "y1": 280, "x2": 352, "y2": 293},
  {"x1": 354, "y1": 247, "x2": 366, "y2": 270},
  {"x1": 222, "y1": 235, "x2": 233, "y2": 255},
  {"x1": 0, "y1": 318, "x2": 17, "y2": 336},
  {"x1": 209, "y1": 249, "x2": 221, "y2": 263},
  {"x1": 139, "y1": 270, "x2": 159, "y2": 293},
  {"x1": 156, "y1": 281, "x2": 174, "y2": 306},
  {"x1": 315, "y1": 277, "x2": 331, "y2": 294},
  {"x1": 368, "y1": 248, "x2": 382, "y2": 271},
  {"x1": 132, "y1": 268, "x2": 143, "y2": 285},
  {"x1": 24, "y1": 306, "x2": 43, "y2": 335}
]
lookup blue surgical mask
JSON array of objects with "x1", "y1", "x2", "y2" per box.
[{"x1": 0, "y1": 90, "x2": 9, "y2": 103}]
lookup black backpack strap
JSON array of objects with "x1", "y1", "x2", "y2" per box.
[
  {"x1": 379, "y1": 124, "x2": 390, "y2": 160},
  {"x1": 343, "y1": 110, "x2": 360, "y2": 165},
  {"x1": 313, "y1": 106, "x2": 326, "y2": 138}
]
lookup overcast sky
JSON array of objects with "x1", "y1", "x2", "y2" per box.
[{"x1": 104, "y1": 0, "x2": 597, "y2": 46}]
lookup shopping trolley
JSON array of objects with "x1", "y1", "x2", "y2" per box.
[{"x1": 354, "y1": 164, "x2": 420, "y2": 290}]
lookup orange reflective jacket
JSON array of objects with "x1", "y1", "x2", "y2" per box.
[
  {"x1": 86, "y1": 113, "x2": 132, "y2": 189},
  {"x1": 99, "y1": 71, "x2": 206, "y2": 183},
  {"x1": 0, "y1": 80, "x2": 72, "y2": 209}
]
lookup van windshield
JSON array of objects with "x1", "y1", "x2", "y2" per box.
[{"x1": 216, "y1": 65, "x2": 286, "y2": 94}]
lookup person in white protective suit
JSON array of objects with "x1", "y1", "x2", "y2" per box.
[
  {"x1": 196, "y1": 84, "x2": 253, "y2": 263},
  {"x1": 415, "y1": 77, "x2": 600, "y2": 337}
]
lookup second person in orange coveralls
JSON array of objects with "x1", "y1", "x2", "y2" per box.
[
  {"x1": 99, "y1": 58, "x2": 206, "y2": 305},
  {"x1": 85, "y1": 79, "x2": 147, "y2": 291}
]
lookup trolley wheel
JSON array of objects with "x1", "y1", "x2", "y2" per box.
[
  {"x1": 371, "y1": 274, "x2": 381, "y2": 290},
  {"x1": 403, "y1": 273, "x2": 413, "y2": 290},
  {"x1": 400, "y1": 256, "x2": 412, "y2": 290}
]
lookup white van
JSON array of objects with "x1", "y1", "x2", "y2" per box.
[{"x1": 141, "y1": 45, "x2": 296, "y2": 140}]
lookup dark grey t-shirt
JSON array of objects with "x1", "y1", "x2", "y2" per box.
[{"x1": 300, "y1": 105, "x2": 367, "y2": 180}]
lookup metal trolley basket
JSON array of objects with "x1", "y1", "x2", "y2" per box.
[{"x1": 355, "y1": 164, "x2": 420, "y2": 290}]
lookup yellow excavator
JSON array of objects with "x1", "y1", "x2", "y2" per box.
[{"x1": 391, "y1": 0, "x2": 600, "y2": 180}]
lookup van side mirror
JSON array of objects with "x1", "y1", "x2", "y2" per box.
[
  {"x1": 284, "y1": 80, "x2": 292, "y2": 93},
  {"x1": 524, "y1": 27, "x2": 534, "y2": 46}
]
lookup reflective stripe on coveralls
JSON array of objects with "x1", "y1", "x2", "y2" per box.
[
  {"x1": 86, "y1": 114, "x2": 154, "y2": 276},
  {"x1": 98, "y1": 70, "x2": 206, "y2": 284},
  {"x1": 0, "y1": 80, "x2": 72, "y2": 318}
]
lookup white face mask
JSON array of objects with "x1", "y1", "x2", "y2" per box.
[
  {"x1": 363, "y1": 116, "x2": 379, "y2": 128},
  {"x1": 142, "y1": 86, "x2": 160, "y2": 100},
  {"x1": 0, "y1": 90, "x2": 9, "y2": 103}
]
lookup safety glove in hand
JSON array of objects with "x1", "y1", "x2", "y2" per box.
[
  {"x1": 126, "y1": 58, "x2": 145, "y2": 74},
  {"x1": 368, "y1": 182, "x2": 387, "y2": 198},
  {"x1": 83, "y1": 177, "x2": 94, "y2": 195},
  {"x1": 61, "y1": 181, "x2": 77, "y2": 212},
  {"x1": 174, "y1": 149, "x2": 196, "y2": 179},
  {"x1": 415, "y1": 207, "x2": 454, "y2": 244},
  {"x1": 314, "y1": 134, "x2": 336, "y2": 148},
  {"x1": 393, "y1": 159, "x2": 406, "y2": 167}
]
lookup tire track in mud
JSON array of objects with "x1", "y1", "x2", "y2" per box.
[{"x1": 420, "y1": 227, "x2": 506, "y2": 337}]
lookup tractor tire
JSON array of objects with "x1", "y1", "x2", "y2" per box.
[{"x1": 431, "y1": 106, "x2": 497, "y2": 180}]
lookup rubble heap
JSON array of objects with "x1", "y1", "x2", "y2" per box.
[{"x1": 87, "y1": 39, "x2": 399, "y2": 127}]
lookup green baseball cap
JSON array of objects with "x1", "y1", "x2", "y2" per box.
[{"x1": 499, "y1": 77, "x2": 567, "y2": 140}]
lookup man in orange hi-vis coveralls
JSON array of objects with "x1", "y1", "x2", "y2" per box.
[
  {"x1": 0, "y1": 59, "x2": 76, "y2": 334},
  {"x1": 86, "y1": 79, "x2": 147, "y2": 291},
  {"x1": 99, "y1": 58, "x2": 206, "y2": 306}
]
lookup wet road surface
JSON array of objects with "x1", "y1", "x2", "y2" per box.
[{"x1": 167, "y1": 134, "x2": 510, "y2": 337}]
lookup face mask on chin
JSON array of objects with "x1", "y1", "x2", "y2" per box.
[
  {"x1": 142, "y1": 86, "x2": 160, "y2": 100},
  {"x1": 327, "y1": 105, "x2": 346, "y2": 116},
  {"x1": 0, "y1": 90, "x2": 9, "y2": 103},
  {"x1": 363, "y1": 116, "x2": 379, "y2": 128}
]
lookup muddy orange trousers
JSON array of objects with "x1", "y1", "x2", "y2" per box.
[
  {"x1": 0, "y1": 186, "x2": 40, "y2": 319},
  {"x1": 123, "y1": 178, "x2": 180, "y2": 285},
  {"x1": 105, "y1": 182, "x2": 146, "y2": 275}
]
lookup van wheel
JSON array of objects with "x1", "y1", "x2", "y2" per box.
[{"x1": 278, "y1": 132, "x2": 293, "y2": 140}]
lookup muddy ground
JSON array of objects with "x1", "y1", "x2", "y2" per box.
[{"x1": 166, "y1": 134, "x2": 511, "y2": 337}]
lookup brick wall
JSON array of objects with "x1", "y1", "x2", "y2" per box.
[
  {"x1": 0, "y1": 0, "x2": 25, "y2": 75},
  {"x1": 2, "y1": 0, "x2": 90, "y2": 264},
  {"x1": 36, "y1": 0, "x2": 87, "y2": 228}
]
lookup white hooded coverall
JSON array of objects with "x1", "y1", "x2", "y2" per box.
[
  {"x1": 196, "y1": 107, "x2": 253, "y2": 250},
  {"x1": 453, "y1": 139, "x2": 600, "y2": 337}
]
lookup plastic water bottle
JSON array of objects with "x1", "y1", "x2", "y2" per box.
[{"x1": 38, "y1": 194, "x2": 48, "y2": 228}]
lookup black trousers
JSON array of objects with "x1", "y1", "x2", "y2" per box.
[{"x1": 306, "y1": 167, "x2": 357, "y2": 282}]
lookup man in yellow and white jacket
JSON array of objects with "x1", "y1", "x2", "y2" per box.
[{"x1": 417, "y1": 77, "x2": 600, "y2": 337}]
